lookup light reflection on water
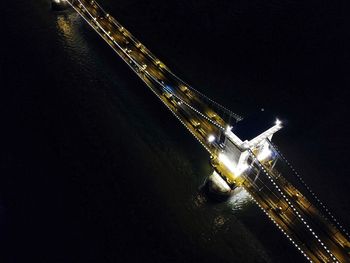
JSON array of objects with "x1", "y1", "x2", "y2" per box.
[
  {"x1": 192, "y1": 192, "x2": 208, "y2": 208},
  {"x1": 191, "y1": 186, "x2": 252, "y2": 212},
  {"x1": 212, "y1": 214, "x2": 230, "y2": 234},
  {"x1": 55, "y1": 11, "x2": 96, "y2": 68},
  {"x1": 56, "y1": 14, "x2": 74, "y2": 37},
  {"x1": 227, "y1": 187, "x2": 252, "y2": 212}
]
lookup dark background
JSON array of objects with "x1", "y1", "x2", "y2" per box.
[{"x1": 0, "y1": 0, "x2": 348, "y2": 262}]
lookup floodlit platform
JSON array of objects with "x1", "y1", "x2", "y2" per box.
[{"x1": 217, "y1": 111, "x2": 282, "y2": 179}]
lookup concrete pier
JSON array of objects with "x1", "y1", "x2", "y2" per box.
[{"x1": 205, "y1": 171, "x2": 234, "y2": 201}]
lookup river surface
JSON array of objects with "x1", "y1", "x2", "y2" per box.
[{"x1": 1, "y1": 0, "x2": 348, "y2": 262}]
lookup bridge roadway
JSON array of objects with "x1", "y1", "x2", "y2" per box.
[{"x1": 65, "y1": 0, "x2": 350, "y2": 262}]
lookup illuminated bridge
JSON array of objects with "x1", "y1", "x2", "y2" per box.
[{"x1": 58, "y1": 0, "x2": 350, "y2": 262}]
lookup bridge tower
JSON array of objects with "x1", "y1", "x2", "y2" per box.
[{"x1": 208, "y1": 111, "x2": 282, "y2": 198}]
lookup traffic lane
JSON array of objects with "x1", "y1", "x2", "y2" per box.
[
  {"x1": 95, "y1": 17, "x2": 169, "y2": 82},
  {"x1": 244, "y1": 183, "x2": 323, "y2": 262},
  {"x1": 81, "y1": 1, "x2": 101, "y2": 18},
  {"x1": 252, "y1": 187, "x2": 332, "y2": 262},
  {"x1": 79, "y1": 1, "x2": 181, "y2": 93},
  {"x1": 89, "y1": 5, "x2": 230, "y2": 128},
  {"x1": 143, "y1": 78, "x2": 211, "y2": 149},
  {"x1": 178, "y1": 104, "x2": 222, "y2": 140},
  {"x1": 270, "y1": 183, "x2": 342, "y2": 260},
  {"x1": 270, "y1": 172, "x2": 349, "y2": 259},
  {"x1": 175, "y1": 83, "x2": 228, "y2": 128},
  {"x1": 95, "y1": 17, "x2": 169, "y2": 85},
  {"x1": 264, "y1": 164, "x2": 349, "y2": 254},
  {"x1": 93, "y1": 10, "x2": 228, "y2": 125},
  {"x1": 244, "y1": 174, "x2": 334, "y2": 262},
  {"x1": 144, "y1": 73, "x2": 220, "y2": 151},
  {"x1": 270, "y1": 177, "x2": 348, "y2": 261}
]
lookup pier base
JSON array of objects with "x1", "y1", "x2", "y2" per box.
[{"x1": 204, "y1": 170, "x2": 235, "y2": 201}]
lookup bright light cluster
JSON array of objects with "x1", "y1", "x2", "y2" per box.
[
  {"x1": 275, "y1": 118, "x2": 282, "y2": 126},
  {"x1": 257, "y1": 145, "x2": 272, "y2": 161},
  {"x1": 207, "y1": 134, "x2": 215, "y2": 143},
  {"x1": 218, "y1": 153, "x2": 249, "y2": 176}
]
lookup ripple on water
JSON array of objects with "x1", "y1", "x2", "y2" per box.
[{"x1": 227, "y1": 187, "x2": 253, "y2": 212}]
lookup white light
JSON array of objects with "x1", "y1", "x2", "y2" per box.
[
  {"x1": 257, "y1": 145, "x2": 272, "y2": 161},
  {"x1": 211, "y1": 171, "x2": 231, "y2": 192},
  {"x1": 218, "y1": 153, "x2": 248, "y2": 176},
  {"x1": 275, "y1": 118, "x2": 282, "y2": 126},
  {"x1": 225, "y1": 125, "x2": 232, "y2": 133},
  {"x1": 228, "y1": 188, "x2": 251, "y2": 210},
  {"x1": 207, "y1": 134, "x2": 215, "y2": 143}
]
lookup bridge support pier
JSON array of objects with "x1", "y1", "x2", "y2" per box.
[{"x1": 204, "y1": 170, "x2": 235, "y2": 201}]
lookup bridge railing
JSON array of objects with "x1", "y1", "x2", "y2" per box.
[
  {"x1": 247, "y1": 149, "x2": 345, "y2": 262},
  {"x1": 86, "y1": 0, "x2": 243, "y2": 127},
  {"x1": 239, "y1": 159, "x2": 318, "y2": 262},
  {"x1": 164, "y1": 69, "x2": 243, "y2": 123},
  {"x1": 68, "y1": 0, "x2": 224, "y2": 156},
  {"x1": 266, "y1": 139, "x2": 350, "y2": 241}
]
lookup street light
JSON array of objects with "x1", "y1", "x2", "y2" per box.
[{"x1": 208, "y1": 134, "x2": 215, "y2": 143}]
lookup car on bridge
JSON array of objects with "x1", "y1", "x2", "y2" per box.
[{"x1": 190, "y1": 119, "x2": 201, "y2": 130}]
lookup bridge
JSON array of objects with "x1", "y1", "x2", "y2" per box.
[{"x1": 59, "y1": 0, "x2": 350, "y2": 262}]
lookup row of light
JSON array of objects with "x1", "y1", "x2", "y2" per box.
[
  {"x1": 248, "y1": 150, "x2": 339, "y2": 262},
  {"x1": 146, "y1": 77, "x2": 213, "y2": 154},
  {"x1": 88, "y1": 0, "x2": 228, "y2": 136},
  {"x1": 164, "y1": 70, "x2": 243, "y2": 122},
  {"x1": 167, "y1": 93, "x2": 226, "y2": 131},
  {"x1": 269, "y1": 141, "x2": 350, "y2": 240},
  {"x1": 77, "y1": 0, "x2": 233, "y2": 154},
  {"x1": 246, "y1": 191, "x2": 313, "y2": 263},
  {"x1": 78, "y1": 0, "x2": 154, "y2": 83},
  {"x1": 53, "y1": 0, "x2": 66, "y2": 3},
  {"x1": 145, "y1": 77, "x2": 213, "y2": 155}
]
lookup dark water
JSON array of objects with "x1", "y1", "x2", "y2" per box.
[{"x1": 1, "y1": 0, "x2": 348, "y2": 262}]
